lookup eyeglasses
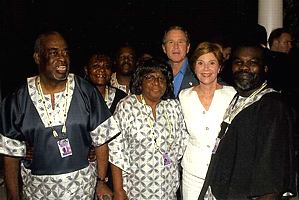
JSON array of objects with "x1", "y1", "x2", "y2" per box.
[{"x1": 144, "y1": 74, "x2": 166, "y2": 83}]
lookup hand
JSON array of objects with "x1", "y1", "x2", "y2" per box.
[
  {"x1": 113, "y1": 189, "x2": 128, "y2": 200},
  {"x1": 96, "y1": 182, "x2": 113, "y2": 200}
]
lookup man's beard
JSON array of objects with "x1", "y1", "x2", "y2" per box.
[{"x1": 233, "y1": 72, "x2": 261, "y2": 91}]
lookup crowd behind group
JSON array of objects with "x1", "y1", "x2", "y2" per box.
[{"x1": 0, "y1": 24, "x2": 298, "y2": 200}]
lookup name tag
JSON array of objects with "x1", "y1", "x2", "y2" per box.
[
  {"x1": 57, "y1": 138, "x2": 73, "y2": 158},
  {"x1": 163, "y1": 152, "x2": 172, "y2": 166}
]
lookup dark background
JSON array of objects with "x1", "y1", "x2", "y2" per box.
[{"x1": 1, "y1": 0, "x2": 259, "y2": 97}]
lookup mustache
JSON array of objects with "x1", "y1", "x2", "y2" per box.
[
  {"x1": 234, "y1": 71, "x2": 254, "y2": 79},
  {"x1": 121, "y1": 60, "x2": 132, "y2": 65}
]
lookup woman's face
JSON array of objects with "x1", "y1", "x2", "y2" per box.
[
  {"x1": 194, "y1": 52, "x2": 221, "y2": 85},
  {"x1": 141, "y1": 69, "x2": 167, "y2": 103},
  {"x1": 86, "y1": 56, "x2": 112, "y2": 87}
]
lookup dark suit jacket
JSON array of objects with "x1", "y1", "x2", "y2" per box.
[{"x1": 179, "y1": 64, "x2": 199, "y2": 92}]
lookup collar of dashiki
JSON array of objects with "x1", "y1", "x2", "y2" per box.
[{"x1": 223, "y1": 81, "x2": 277, "y2": 125}]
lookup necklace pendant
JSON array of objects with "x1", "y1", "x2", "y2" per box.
[
  {"x1": 53, "y1": 130, "x2": 58, "y2": 137},
  {"x1": 62, "y1": 125, "x2": 66, "y2": 134}
]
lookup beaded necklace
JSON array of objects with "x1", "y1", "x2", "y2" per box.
[{"x1": 36, "y1": 76, "x2": 69, "y2": 138}]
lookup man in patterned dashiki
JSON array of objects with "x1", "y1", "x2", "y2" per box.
[
  {"x1": 109, "y1": 58, "x2": 189, "y2": 200},
  {"x1": 0, "y1": 31, "x2": 120, "y2": 200}
]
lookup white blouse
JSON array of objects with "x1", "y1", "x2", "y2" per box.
[{"x1": 179, "y1": 85, "x2": 236, "y2": 178}]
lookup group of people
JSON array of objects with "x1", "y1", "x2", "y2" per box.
[{"x1": 0, "y1": 24, "x2": 297, "y2": 200}]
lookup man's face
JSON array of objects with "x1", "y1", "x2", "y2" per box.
[
  {"x1": 273, "y1": 33, "x2": 292, "y2": 54},
  {"x1": 162, "y1": 29, "x2": 190, "y2": 64},
  {"x1": 232, "y1": 47, "x2": 266, "y2": 92},
  {"x1": 34, "y1": 34, "x2": 70, "y2": 81},
  {"x1": 115, "y1": 47, "x2": 136, "y2": 76}
]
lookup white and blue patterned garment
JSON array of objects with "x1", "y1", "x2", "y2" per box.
[
  {"x1": 0, "y1": 74, "x2": 120, "y2": 200},
  {"x1": 110, "y1": 73, "x2": 128, "y2": 94},
  {"x1": 109, "y1": 94, "x2": 189, "y2": 200}
]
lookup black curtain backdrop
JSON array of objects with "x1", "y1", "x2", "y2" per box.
[{"x1": 1, "y1": 0, "x2": 258, "y2": 97}]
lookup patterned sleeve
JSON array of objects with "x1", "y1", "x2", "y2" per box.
[
  {"x1": 0, "y1": 93, "x2": 26, "y2": 157},
  {"x1": 87, "y1": 85, "x2": 120, "y2": 146},
  {"x1": 108, "y1": 99, "x2": 127, "y2": 170}
]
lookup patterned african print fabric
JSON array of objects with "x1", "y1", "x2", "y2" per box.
[
  {"x1": 109, "y1": 94, "x2": 189, "y2": 200},
  {"x1": 110, "y1": 73, "x2": 129, "y2": 94},
  {"x1": 0, "y1": 74, "x2": 120, "y2": 199},
  {"x1": 105, "y1": 86, "x2": 127, "y2": 114},
  {"x1": 21, "y1": 163, "x2": 97, "y2": 200}
]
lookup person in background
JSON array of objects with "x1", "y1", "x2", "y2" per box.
[
  {"x1": 268, "y1": 28, "x2": 299, "y2": 199},
  {"x1": 211, "y1": 34, "x2": 233, "y2": 85},
  {"x1": 109, "y1": 58, "x2": 189, "y2": 200},
  {"x1": 265, "y1": 28, "x2": 294, "y2": 93},
  {"x1": 84, "y1": 52, "x2": 127, "y2": 194},
  {"x1": 0, "y1": 31, "x2": 120, "y2": 200},
  {"x1": 110, "y1": 44, "x2": 137, "y2": 94},
  {"x1": 136, "y1": 51, "x2": 153, "y2": 68},
  {"x1": 179, "y1": 42, "x2": 236, "y2": 200},
  {"x1": 209, "y1": 42, "x2": 296, "y2": 200},
  {"x1": 162, "y1": 25, "x2": 199, "y2": 97},
  {"x1": 138, "y1": 52, "x2": 153, "y2": 62},
  {"x1": 84, "y1": 53, "x2": 127, "y2": 114},
  {"x1": 268, "y1": 28, "x2": 292, "y2": 54}
]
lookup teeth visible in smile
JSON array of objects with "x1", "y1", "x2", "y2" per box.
[{"x1": 57, "y1": 65, "x2": 66, "y2": 70}]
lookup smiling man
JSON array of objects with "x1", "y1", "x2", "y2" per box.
[{"x1": 0, "y1": 31, "x2": 120, "y2": 200}]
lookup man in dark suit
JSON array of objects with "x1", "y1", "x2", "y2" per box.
[
  {"x1": 162, "y1": 25, "x2": 198, "y2": 97},
  {"x1": 266, "y1": 28, "x2": 293, "y2": 92}
]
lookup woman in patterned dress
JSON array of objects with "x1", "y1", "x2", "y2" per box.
[{"x1": 109, "y1": 58, "x2": 189, "y2": 200}]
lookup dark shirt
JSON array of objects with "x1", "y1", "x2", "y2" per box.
[
  {"x1": 1, "y1": 75, "x2": 112, "y2": 175},
  {"x1": 211, "y1": 92, "x2": 296, "y2": 199},
  {"x1": 265, "y1": 49, "x2": 291, "y2": 92}
]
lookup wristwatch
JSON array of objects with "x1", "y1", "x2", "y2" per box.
[{"x1": 97, "y1": 176, "x2": 108, "y2": 183}]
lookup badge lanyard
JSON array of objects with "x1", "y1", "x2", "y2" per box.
[
  {"x1": 36, "y1": 76, "x2": 69, "y2": 138},
  {"x1": 36, "y1": 76, "x2": 72, "y2": 158}
]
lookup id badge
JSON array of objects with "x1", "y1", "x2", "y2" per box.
[
  {"x1": 163, "y1": 153, "x2": 172, "y2": 166},
  {"x1": 212, "y1": 137, "x2": 221, "y2": 154},
  {"x1": 57, "y1": 138, "x2": 72, "y2": 158}
]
